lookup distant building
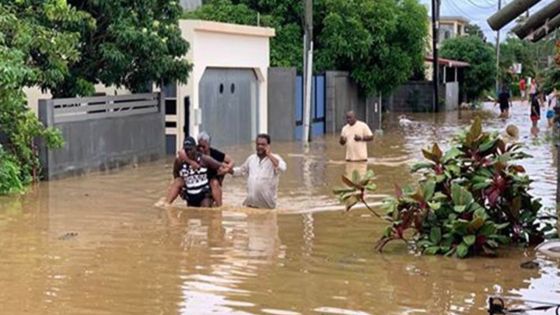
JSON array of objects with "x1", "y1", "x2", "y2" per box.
[
  {"x1": 427, "y1": 16, "x2": 470, "y2": 52},
  {"x1": 438, "y1": 16, "x2": 469, "y2": 43},
  {"x1": 422, "y1": 16, "x2": 470, "y2": 108},
  {"x1": 425, "y1": 15, "x2": 470, "y2": 79}
]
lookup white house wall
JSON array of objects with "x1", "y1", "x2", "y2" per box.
[{"x1": 175, "y1": 20, "x2": 274, "y2": 150}]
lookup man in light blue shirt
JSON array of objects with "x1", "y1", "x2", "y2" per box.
[{"x1": 231, "y1": 134, "x2": 287, "y2": 209}]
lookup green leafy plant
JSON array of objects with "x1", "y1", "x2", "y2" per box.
[
  {"x1": 333, "y1": 170, "x2": 380, "y2": 217},
  {"x1": 440, "y1": 35, "x2": 496, "y2": 101},
  {"x1": 0, "y1": 2, "x2": 67, "y2": 194},
  {"x1": 335, "y1": 117, "x2": 553, "y2": 258},
  {"x1": 0, "y1": 145, "x2": 24, "y2": 195}
]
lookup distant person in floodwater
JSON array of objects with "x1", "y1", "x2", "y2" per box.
[
  {"x1": 530, "y1": 91, "x2": 542, "y2": 129},
  {"x1": 529, "y1": 78, "x2": 538, "y2": 100},
  {"x1": 229, "y1": 134, "x2": 287, "y2": 209},
  {"x1": 496, "y1": 85, "x2": 512, "y2": 118},
  {"x1": 519, "y1": 78, "x2": 526, "y2": 101},
  {"x1": 546, "y1": 88, "x2": 557, "y2": 128},
  {"x1": 339, "y1": 111, "x2": 374, "y2": 162}
]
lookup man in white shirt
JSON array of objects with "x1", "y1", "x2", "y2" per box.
[
  {"x1": 339, "y1": 110, "x2": 374, "y2": 161},
  {"x1": 230, "y1": 134, "x2": 287, "y2": 209}
]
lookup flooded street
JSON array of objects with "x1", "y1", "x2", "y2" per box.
[{"x1": 1, "y1": 102, "x2": 559, "y2": 314}]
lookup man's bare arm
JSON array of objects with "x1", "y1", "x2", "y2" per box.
[
  {"x1": 200, "y1": 154, "x2": 223, "y2": 170},
  {"x1": 361, "y1": 135, "x2": 374, "y2": 142},
  {"x1": 354, "y1": 134, "x2": 374, "y2": 142},
  {"x1": 217, "y1": 155, "x2": 234, "y2": 176}
]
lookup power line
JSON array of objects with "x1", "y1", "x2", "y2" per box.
[
  {"x1": 464, "y1": 0, "x2": 496, "y2": 10},
  {"x1": 446, "y1": 0, "x2": 479, "y2": 21}
]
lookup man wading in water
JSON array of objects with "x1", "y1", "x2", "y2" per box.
[
  {"x1": 229, "y1": 134, "x2": 287, "y2": 209},
  {"x1": 339, "y1": 110, "x2": 374, "y2": 161},
  {"x1": 161, "y1": 137, "x2": 226, "y2": 207},
  {"x1": 339, "y1": 110, "x2": 374, "y2": 177}
]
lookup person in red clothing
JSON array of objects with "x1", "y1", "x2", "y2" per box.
[{"x1": 519, "y1": 78, "x2": 526, "y2": 101}]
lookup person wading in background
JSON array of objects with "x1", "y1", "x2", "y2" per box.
[
  {"x1": 496, "y1": 85, "x2": 512, "y2": 118},
  {"x1": 530, "y1": 91, "x2": 543, "y2": 136},
  {"x1": 339, "y1": 110, "x2": 374, "y2": 162},
  {"x1": 547, "y1": 88, "x2": 557, "y2": 128},
  {"x1": 519, "y1": 77, "x2": 526, "y2": 103}
]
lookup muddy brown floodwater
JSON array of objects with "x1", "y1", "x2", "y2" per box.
[{"x1": 1, "y1": 103, "x2": 559, "y2": 314}]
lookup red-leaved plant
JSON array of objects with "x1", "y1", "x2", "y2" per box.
[{"x1": 334, "y1": 117, "x2": 553, "y2": 258}]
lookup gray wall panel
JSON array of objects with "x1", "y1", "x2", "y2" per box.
[
  {"x1": 199, "y1": 68, "x2": 257, "y2": 148},
  {"x1": 38, "y1": 93, "x2": 165, "y2": 180},
  {"x1": 267, "y1": 67, "x2": 296, "y2": 141}
]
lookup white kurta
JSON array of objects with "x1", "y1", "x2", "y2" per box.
[{"x1": 233, "y1": 154, "x2": 287, "y2": 209}]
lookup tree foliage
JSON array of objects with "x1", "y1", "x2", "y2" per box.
[
  {"x1": 0, "y1": 1, "x2": 73, "y2": 193},
  {"x1": 188, "y1": 0, "x2": 428, "y2": 95},
  {"x1": 440, "y1": 35, "x2": 496, "y2": 101},
  {"x1": 50, "y1": 0, "x2": 192, "y2": 97},
  {"x1": 542, "y1": 41, "x2": 560, "y2": 93},
  {"x1": 465, "y1": 23, "x2": 486, "y2": 42},
  {"x1": 498, "y1": 37, "x2": 535, "y2": 83},
  {"x1": 1, "y1": 0, "x2": 193, "y2": 194},
  {"x1": 317, "y1": 0, "x2": 428, "y2": 95},
  {"x1": 498, "y1": 35, "x2": 557, "y2": 87}
]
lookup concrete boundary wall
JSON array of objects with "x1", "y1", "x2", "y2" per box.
[
  {"x1": 38, "y1": 93, "x2": 165, "y2": 180},
  {"x1": 387, "y1": 81, "x2": 462, "y2": 112},
  {"x1": 325, "y1": 71, "x2": 368, "y2": 134},
  {"x1": 267, "y1": 67, "x2": 297, "y2": 141}
]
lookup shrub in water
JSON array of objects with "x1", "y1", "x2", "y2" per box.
[{"x1": 0, "y1": 145, "x2": 24, "y2": 195}]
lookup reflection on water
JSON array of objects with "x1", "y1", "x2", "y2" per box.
[{"x1": 0, "y1": 103, "x2": 559, "y2": 314}]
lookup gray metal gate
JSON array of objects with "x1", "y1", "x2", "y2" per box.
[{"x1": 199, "y1": 68, "x2": 258, "y2": 148}]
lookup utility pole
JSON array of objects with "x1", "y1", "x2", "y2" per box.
[
  {"x1": 302, "y1": 0, "x2": 313, "y2": 144},
  {"x1": 487, "y1": 0, "x2": 540, "y2": 31},
  {"x1": 513, "y1": 1, "x2": 560, "y2": 39},
  {"x1": 431, "y1": 0, "x2": 440, "y2": 112},
  {"x1": 496, "y1": 0, "x2": 502, "y2": 94}
]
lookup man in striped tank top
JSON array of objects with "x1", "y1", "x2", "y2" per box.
[{"x1": 164, "y1": 137, "x2": 224, "y2": 207}]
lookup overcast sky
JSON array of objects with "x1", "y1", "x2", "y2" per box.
[{"x1": 419, "y1": 0, "x2": 554, "y2": 42}]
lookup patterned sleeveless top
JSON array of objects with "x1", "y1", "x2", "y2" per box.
[{"x1": 179, "y1": 156, "x2": 209, "y2": 196}]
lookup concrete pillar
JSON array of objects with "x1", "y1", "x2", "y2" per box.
[
  {"x1": 38, "y1": 99, "x2": 55, "y2": 180},
  {"x1": 513, "y1": 0, "x2": 560, "y2": 39},
  {"x1": 530, "y1": 14, "x2": 560, "y2": 42},
  {"x1": 487, "y1": 0, "x2": 541, "y2": 31}
]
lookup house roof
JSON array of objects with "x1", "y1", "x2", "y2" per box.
[
  {"x1": 428, "y1": 16, "x2": 470, "y2": 24},
  {"x1": 425, "y1": 56, "x2": 470, "y2": 68},
  {"x1": 440, "y1": 16, "x2": 470, "y2": 24},
  {"x1": 181, "y1": 19, "x2": 275, "y2": 37}
]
